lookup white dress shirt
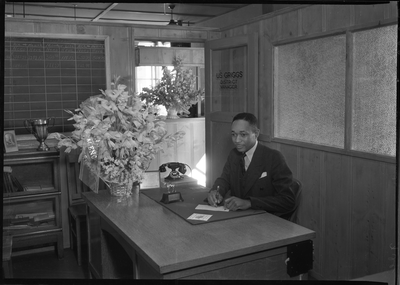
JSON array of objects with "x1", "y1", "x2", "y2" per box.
[{"x1": 244, "y1": 141, "x2": 258, "y2": 170}]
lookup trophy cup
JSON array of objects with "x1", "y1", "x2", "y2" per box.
[{"x1": 24, "y1": 118, "x2": 54, "y2": 151}]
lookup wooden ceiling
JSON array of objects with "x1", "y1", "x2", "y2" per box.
[{"x1": 4, "y1": 2, "x2": 250, "y2": 27}]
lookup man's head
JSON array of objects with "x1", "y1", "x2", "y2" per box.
[{"x1": 231, "y1": 113, "x2": 260, "y2": 153}]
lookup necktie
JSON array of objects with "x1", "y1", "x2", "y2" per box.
[{"x1": 240, "y1": 152, "x2": 246, "y2": 174}]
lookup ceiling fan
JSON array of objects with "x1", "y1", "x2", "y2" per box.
[{"x1": 166, "y1": 4, "x2": 184, "y2": 26}]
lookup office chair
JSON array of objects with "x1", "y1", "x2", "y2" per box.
[
  {"x1": 280, "y1": 178, "x2": 302, "y2": 223},
  {"x1": 66, "y1": 150, "x2": 89, "y2": 266}
]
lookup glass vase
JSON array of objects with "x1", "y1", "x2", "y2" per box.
[{"x1": 167, "y1": 106, "x2": 179, "y2": 119}]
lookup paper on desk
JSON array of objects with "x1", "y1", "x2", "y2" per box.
[
  {"x1": 187, "y1": 213, "x2": 212, "y2": 221},
  {"x1": 195, "y1": 204, "x2": 229, "y2": 212}
]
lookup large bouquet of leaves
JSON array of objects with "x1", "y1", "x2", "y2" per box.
[
  {"x1": 139, "y1": 57, "x2": 204, "y2": 115},
  {"x1": 48, "y1": 76, "x2": 185, "y2": 193}
]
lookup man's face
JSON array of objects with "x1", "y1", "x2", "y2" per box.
[{"x1": 231, "y1": 119, "x2": 258, "y2": 153}]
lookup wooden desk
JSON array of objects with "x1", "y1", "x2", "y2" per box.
[
  {"x1": 83, "y1": 186, "x2": 315, "y2": 280},
  {"x1": 352, "y1": 270, "x2": 396, "y2": 285}
]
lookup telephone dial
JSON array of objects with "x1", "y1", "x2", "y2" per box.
[{"x1": 159, "y1": 162, "x2": 190, "y2": 181}]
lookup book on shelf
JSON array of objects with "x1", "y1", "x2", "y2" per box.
[
  {"x1": 3, "y1": 212, "x2": 55, "y2": 228},
  {"x1": 11, "y1": 174, "x2": 24, "y2": 192},
  {"x1": 24, "y1": 184, "x2": 54, "y2": 191},
  {"x1": 3, "y1": 166, "x2": 24, "y2": 193},
  {"x1": 3, "y1": 172, "x2": 11, "y2": 193},
  {"x1": 4, "y1": 217, "x2": 34, "y2": 227},
  {"x1": 3, "y1": 172, "x2": 15, "y2": 193},
  {"x1": 3, "y1": 225, "x2": 30, "y2": 230},
  {"x1": 24, "y1": 185, "x2": 42, "y2": 191},
  {"x1": 15, "y1": 212, "x2": 48, "y2": 219},
  {"x1": 33, "y1": 213, "x2": 55, "y2": 223},
  {"x1": 10, "y1": 217, "x2": 30, "y2": 225},
  {"x1": 3, "y1": 166, "x2": 12, "y2": 173}
]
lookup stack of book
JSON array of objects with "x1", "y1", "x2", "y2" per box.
[
  {"x1": 3, "y1": 212, "x2": 56, "y2": 230},
  {"x1": 3, "y1": 166, "x2": 54, "y2": 193},
  {"x1": 3, "y1": 166, "x2": 24, "y2": 193}
]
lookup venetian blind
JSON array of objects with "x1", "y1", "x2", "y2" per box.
[{"x1": 4, "y1": 37, "x2": 107, "y2": 134}]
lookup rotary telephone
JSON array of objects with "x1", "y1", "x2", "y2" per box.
[{"x1": 159, "y1": 162, "x2": 190, "y2": 181}]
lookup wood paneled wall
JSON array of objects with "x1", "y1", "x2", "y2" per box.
[
  {"x1": 265, "y1": 141, "x2": 396, "y2": 279},
  {"x1": 218, "y1": 3, "x2": 397, "y2": 280}
]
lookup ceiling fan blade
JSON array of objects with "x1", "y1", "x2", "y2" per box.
[{"x1": 168, "y1": 19, "x2": 177, "y2": 25}]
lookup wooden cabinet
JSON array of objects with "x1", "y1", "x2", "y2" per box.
[{"x1": 3, "y1": 149, "x2": 63, "y2": 258}]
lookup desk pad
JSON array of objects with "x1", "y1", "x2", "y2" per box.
[{"x1": 140, "y1": 186, "x2": 266, "y2": 225}]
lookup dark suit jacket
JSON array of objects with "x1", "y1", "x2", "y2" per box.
[{"x1": 212, "y1": 143, "x2": 295, "y2": 216}]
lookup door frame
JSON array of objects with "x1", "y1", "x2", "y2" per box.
[{"x1": 204, "y1": 33, "x2": 259, "y2": 187}]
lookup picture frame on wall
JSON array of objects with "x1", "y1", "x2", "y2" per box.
[{"x1": 4, "y1": 130, "x2": 18, "y2": 153}]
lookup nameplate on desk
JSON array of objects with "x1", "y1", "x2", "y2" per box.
[{"x1": 160, "y1": 192, "x2": 184, "y2": 204}]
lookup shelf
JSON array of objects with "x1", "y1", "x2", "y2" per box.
[{"x1": 2, "y1": 148, "x2": 63, "y2": 258}]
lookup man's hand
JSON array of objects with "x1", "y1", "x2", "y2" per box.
[
  {"x1": 224, "y1": 197, "x2": 251, "y2": 211},
  {"x1": 207, "y1": 190, "x2": 222, "y2": 207}
]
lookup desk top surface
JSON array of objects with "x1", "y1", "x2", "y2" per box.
[{"x1": 83, "y1": 185, "x2": 315, "y2": 275}]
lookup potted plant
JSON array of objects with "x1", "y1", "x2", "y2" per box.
[
  {"x1": 139, "y1": 57, "x2": 205, "y2": 119},
  {"x1": 48, "y1": 76, "x2": 185, "y2": 197}
]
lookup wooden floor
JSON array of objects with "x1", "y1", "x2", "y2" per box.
[{"x1": 6, "y1": 246, "x2": 90, "y2": 280}]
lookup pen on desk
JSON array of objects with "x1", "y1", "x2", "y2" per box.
[{"x1": 214, "y1": 186, "x2": 220, "y2": 207}]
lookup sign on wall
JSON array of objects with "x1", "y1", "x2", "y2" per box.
[
  {"x1": 210, "y1": 46, "x2": 247, "y2": 113},
  {"x1": 215, "y1": 70, "x2": 244, "y2": 89}
]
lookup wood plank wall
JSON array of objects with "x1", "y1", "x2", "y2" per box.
[{"x1": 219, "y1": 3, "x2": 397, "y2": 280}]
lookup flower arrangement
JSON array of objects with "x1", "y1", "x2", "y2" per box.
[
  {"x1": 139, "y1": 57, "x2": 204, "y2": 116},
  {"x1": 48, "y1": 76, "x2": 185, "y2": 194}
]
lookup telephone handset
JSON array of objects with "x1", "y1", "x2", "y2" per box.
[{"x1": 159, "y1": 162, "x2": 190, "y2": 181}]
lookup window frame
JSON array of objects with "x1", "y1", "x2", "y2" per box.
[{"x1": 269, "y1": 23, "x2": 396, "y2": 164}]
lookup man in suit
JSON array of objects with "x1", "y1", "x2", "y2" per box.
[{"x1": 207, "y1": 112, "x2": 296, "y2": 217}]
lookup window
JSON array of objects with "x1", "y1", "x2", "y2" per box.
[
  {"x1": 351, "y1": 25, "x2": 397, "y2": 156},
  {"x1": 274, "y1": 34, "x2": 346, "y2": 148},
  {"x1": 135, "y1": 65, "x2": 164, "y2": 94},
  {"x1": 135, "y1": 41, "x2": 174, "y2": 117},
  {"x1": 135, "y1": 65, "x2": 174, "y2": 116},
  {"x1": 274, "y1": 24, "x2": 396, "y2": 157}
]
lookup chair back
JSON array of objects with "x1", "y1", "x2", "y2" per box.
[
  {"x1": 66, "y1": 150, "x2": 89, "y2": 207},
  {"x1": 280, "y1": 178, "x2": 302, "y2": 223}
]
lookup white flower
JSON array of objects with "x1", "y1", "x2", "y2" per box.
[{"x1": 50, "y1": 77, "x2": 185, "y2": 192}]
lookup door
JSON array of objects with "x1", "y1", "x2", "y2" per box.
[{"x1": 205, "y1": 33, "x2": 258, "y2": 187}]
